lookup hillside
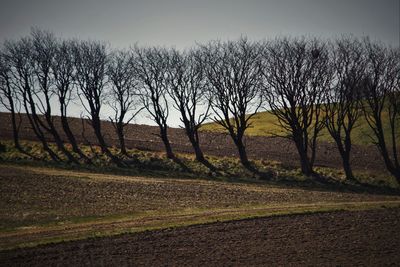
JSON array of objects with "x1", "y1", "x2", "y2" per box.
[
  {"x1": 201, "y1": 110, "x2": 400, "y2": 146},
  {"x1": 0, "y1": 112, "x2": 388, "y2": 174}
]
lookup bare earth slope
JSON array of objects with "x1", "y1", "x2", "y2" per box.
[
  {"x1": 0, "y1": 112, "x2": 387, "y2": 173},
  {"x1": 1, "y1": 208, "x2": 400, "y2": 266}
]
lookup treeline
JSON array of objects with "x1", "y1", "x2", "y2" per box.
[{"x1": 0, "y1": 29, "x2": 399, "y2": 182}]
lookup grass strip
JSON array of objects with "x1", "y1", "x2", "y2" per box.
[{"x1": 1, "y1": 200, "x2": 400, "y2": 251}]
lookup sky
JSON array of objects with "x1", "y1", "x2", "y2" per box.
[{"x1": 0, "y1": 0, "x2": 399, "y2": 126}]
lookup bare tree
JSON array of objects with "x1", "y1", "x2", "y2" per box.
[
  {"x1": 4, "y1": 37, "x2": 61, "y2": 161},
  {"x1": 324, "y1": 37, "x2": 366, "y2": 180},
  {"x1": 362, "y1": 39, "x2": 400, "y2": 182},
  {"x1": 261, "y1": 38, "x2": 330, "y2": 176},
  {"x1": 0, "y1": 50, "x2": 23, "y2": 151},
  {"x1": 106, "y1": 49, "x2": 142, "y2": 156},
  {"x1": 200, "y1": 38, "x2": 263, "y2": 174},
  {"x1": 52, "y1": 39, "x2": 90, "y2": 162},
  {"x1": 73, "y1": 40, "x2": 124, "y2": 167},
  {"x1": 167, "y1": 48, "x2": 216, "y2": 172},
  {"x1": 30, "y1": 29, "x2": 79, "y2": 164},
  {"x1": 133, "y1": 46, "x2": 176, "y2": 159}
]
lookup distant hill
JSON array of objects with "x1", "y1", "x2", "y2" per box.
[{"x1": 201, "y1": 110, "x2": 399, "y2": 146}]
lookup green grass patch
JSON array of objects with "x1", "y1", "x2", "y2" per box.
[{"x1": 201, "y1": 110, "x2": 400, "y2": 146}]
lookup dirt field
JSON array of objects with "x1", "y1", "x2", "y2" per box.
[
  {"x1": 1, "y1": 163, "x2": 399, "y2": 250},
  {"x1": 1, "y1": 164, "x2": 398, "y2": 229},
  {"x1": 1, "y1": 208, "x2": 399, "y2": 266},
  {"x1": 0, "y1": 112, "x2": 387, "y2": 174},
  {"x1": 0, "y1": 112, "x2": 398, "y2": 265}
]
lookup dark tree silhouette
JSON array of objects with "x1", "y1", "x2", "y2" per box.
[
  {"x1": 362, "y1": 39, "x2": 400, "y2": 182},
  {"x1": 30, "y1": 29, "x2": 79, "y2": 164},
  {"x1": 133, "y1": 46, "x2": 176, "y2": 159},
  {"x1": 52, "y1": 39, "x2": 90, "y2": 163},
  {"x1": 73, "y1": 40, "x2": 124, "y2": 167},
  {"x1": 0, "y1": 51, "x2": 23, "y2": 151},
  {"x1": 200, "y1": 38, "x2": 263, "y2": 174},
  {"x1": 167, "y1": 48, "x2": 216, "y2": 172},
  {"x1": 106, "y1": 49, "x2": 142, "y2": 156},
  {"x1": 4, "y1": 37, "x2": 61, "y2": 161},
  {"x1": 324, "y1": 37, "x2": 366, "y2": 180},
  {"x1": 261, "y1": 38, "x2": 330, "y2": 176}
]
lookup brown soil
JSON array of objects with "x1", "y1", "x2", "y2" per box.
[
  {"x1": 0, "y1": 112, "x2": 386, "y2": 174},
  {"x1": 1, "y1": 208, "x2": 399, "y2": 266},
  {"x1": 3, "y1": 164, "x2": 397, "y2": 229}
]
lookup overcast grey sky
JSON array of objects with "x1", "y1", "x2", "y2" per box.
[
  {"x1": 1, "y1": 0, "x2": 399, "y2": 48},
  {"x1": 0, "y1": 0, "x2": 399, "y2": 126}
]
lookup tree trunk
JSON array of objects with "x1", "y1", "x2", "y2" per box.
[
  {"x1": 335, "y1": 137, "x2": 355, "y2": 181},
  {"x1": 23, "y1": 87, "x2": 60, "y2": 162},
  {"x1": 159, "y1": 127, "x2": 175, "y2": 159},
  {"x1": 39, "y1": 92, "x2": 79, "y2": 164},
  {"x1": 25, "y1": 107, "x2": 60, "y2": 162},
  {"x1": 157, "y1": 125, "x2": 190, "y2": 172},
  {"x1": 296, "y1": 144, "x2": 313, "y2": 176},
  {"x1": 41, "y1": 138, "x2": 60, "y2": 162},
  {"x1": 381, "y1": 149, "x2": 400, "y2": 184},
  {"x1": 41, "y1": 116, "x2": 79, "y2": 164},
  {"x1": 193, "y1": 143, "x2": 216, "y2": 172},
  {"x1": 374, "y1": 129, "x2": 400, "y2": 183},
  {"x1": 299, "y1": 156, "x2": 313, "y2": 176},
  {"x1": 185, "y1": 129, "x2": 216, "y2": 172},
  {"x1": 9, "y1": 104, "x2": 21, "y2": 151},
  {"x1": 391, "y1": 170, "x2": 400, "y2": 185},
  {"x1": 9, "y1": 111, "x2": 39, "y2": 159},
  {"x1": 116, "y1": 122, "x2": 127, "y2": 155},
  {"x1": 234, "y1": 137, "x2": 258, "y2": 174},
  {"x1": 92, "y1": 118, "x2": 124, "y2": 167},
  {"x1": 60, "y1": 115, "x2": 91, "y2": 163},
  {"x1": 292, "y1": 132, "x2": 314, "y2": 176},
  {"x1": 342, "y1": 156, "x2": 354, "y2": 181}
]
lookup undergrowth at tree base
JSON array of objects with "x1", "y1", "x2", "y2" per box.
[{"x1": 0, "y1": 140, "x2": 398, "y2": 193}]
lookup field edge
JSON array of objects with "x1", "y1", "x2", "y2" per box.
[{"x1": 2, "y1": 200, "x2": 400, "y2": 252}]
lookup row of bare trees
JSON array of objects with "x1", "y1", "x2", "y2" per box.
[
  {"x1": 262, "y1": 37, "x2": 399, "y2": 182},
  {"x1": 0, "y1": 30, "x2": 399, "y2": 182}
]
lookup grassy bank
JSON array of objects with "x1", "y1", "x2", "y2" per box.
[{"x1": 201, "y1": 110, "x2": 400, "y2": 146}]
